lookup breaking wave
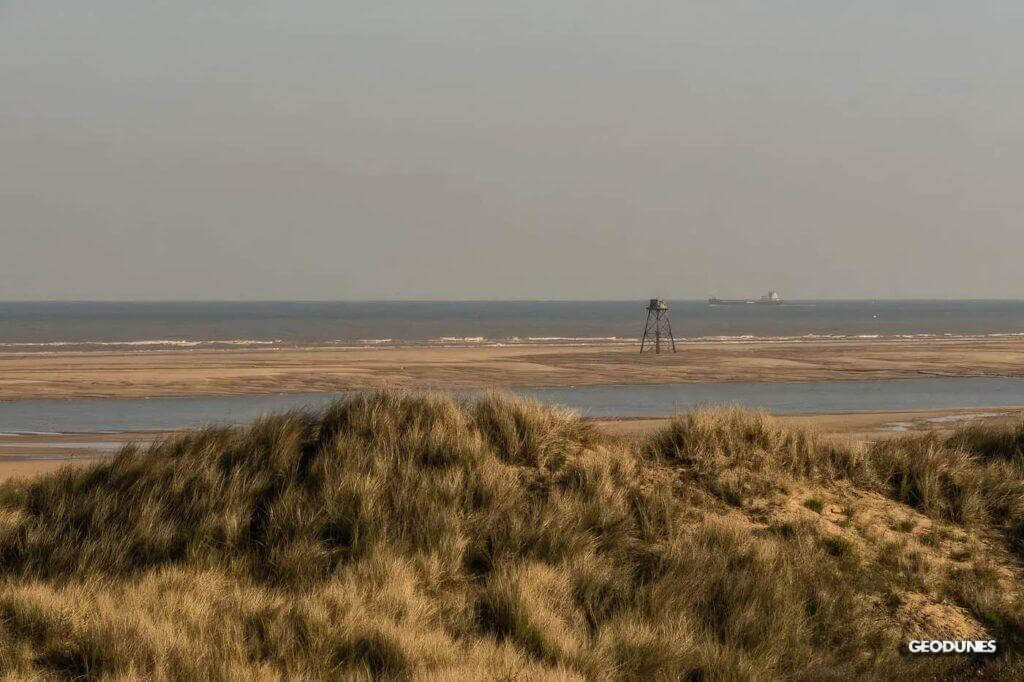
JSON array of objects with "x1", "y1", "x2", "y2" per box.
[
  {"x1": 0, "y1": 339, "x2": 284, "y2": 351},
  {"x1": 2, "y1": 331, "x2": 1024, "y2": 353}
]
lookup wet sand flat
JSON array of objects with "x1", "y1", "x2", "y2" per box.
[
  {"x1": 0, "y1": 431, "x2": 164, "y2": 481},
  {"x1": 3, "y1": 337, "x2": 1024, "y2": 400},
  {"x1": 0, "y1": 459, "x2": 104, "y2": 482}
]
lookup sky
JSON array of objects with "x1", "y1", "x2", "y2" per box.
[{"x1": 2, "y1": 1, "x2": 1024, "y2": 300}]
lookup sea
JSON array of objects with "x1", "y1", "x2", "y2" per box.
[{"x1": 2, "y1": 300, "x2": 1024, "y2": 351}]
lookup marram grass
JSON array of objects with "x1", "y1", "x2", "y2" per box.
[{"x1": 0, "y1": 392, "x2": 1021, "y2": 679}]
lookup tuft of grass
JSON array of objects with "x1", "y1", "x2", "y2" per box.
[
  {"x1": 946, "y1": 421, "x2": 1024, "y2": 461},
  {"x1": 803, "y1": 497, "x2": 825, "y2": 514},
  {"x1": 822, "y1": 535, "x2": 858, "y2": 561},
  {"x1": 893, "y1": 518, "x2": 917, "y2": 533},
  {"x1": 868, "y1": 431, "x2": 1024, "y2": 556},
  {"x1": 0, "y1": 394, "x2": 1019, "y2": 678}
]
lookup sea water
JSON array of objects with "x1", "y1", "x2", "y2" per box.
[{"x1": 2, "y1": 300, "x2": 1024, "y2": 350}]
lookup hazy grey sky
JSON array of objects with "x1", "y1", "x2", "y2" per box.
[{"x1": 3, "y1": 1, "x2": 1023, "y2": 300}]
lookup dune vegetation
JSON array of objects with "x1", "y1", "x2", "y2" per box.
[{"x1": 0, "y1": 392, "x2": 1021, "y2": 679}]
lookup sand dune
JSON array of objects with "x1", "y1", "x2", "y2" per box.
[{"x1": 3, "y1": 406, "x2": 1021, "y2": 482}]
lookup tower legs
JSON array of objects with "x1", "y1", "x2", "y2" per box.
[{"x1": 640, "y1": 307, "x2": 676, "y2": 354}]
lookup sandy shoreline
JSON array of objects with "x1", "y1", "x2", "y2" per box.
[{"x1": 3, "y1": 337, "x2": 1024, "y2": 400}]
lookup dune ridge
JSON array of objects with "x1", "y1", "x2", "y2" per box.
[{"x1": 0, "y1": 392, "x2": 1021, "y2": 679}]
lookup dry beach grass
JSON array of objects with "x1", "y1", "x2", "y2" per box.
[{"x1": 0, "y1": 392, "x2": 1021, "y2": 679}]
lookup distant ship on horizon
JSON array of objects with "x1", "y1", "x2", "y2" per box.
[{"x1": 708, "y1": 291, "x2": 783, "y2": 306}]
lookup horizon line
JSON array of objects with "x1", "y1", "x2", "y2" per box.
[{"x1": 3, "y1": 297, "x2": 1024, "y2": 304}]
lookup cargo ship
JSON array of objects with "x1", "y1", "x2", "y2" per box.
[{"x1": 708, "y1": 291, "x2": 783, "y2": 306}]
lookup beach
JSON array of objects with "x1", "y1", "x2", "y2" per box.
[
  {"x1": 4, "y1": 336, "x2": 1024, "y2": 400},
  {"x1": 3, "y1": 336, "x2": 1023, "y2": 480}
]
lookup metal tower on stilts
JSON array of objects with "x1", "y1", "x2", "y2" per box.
[{"x1": 640, "y1": 299, "x2": 676, "y2": 354}]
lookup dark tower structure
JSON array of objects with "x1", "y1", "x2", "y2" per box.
[{"x1": 640, "y1": 299, "x2": 676, "y2": 354}]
